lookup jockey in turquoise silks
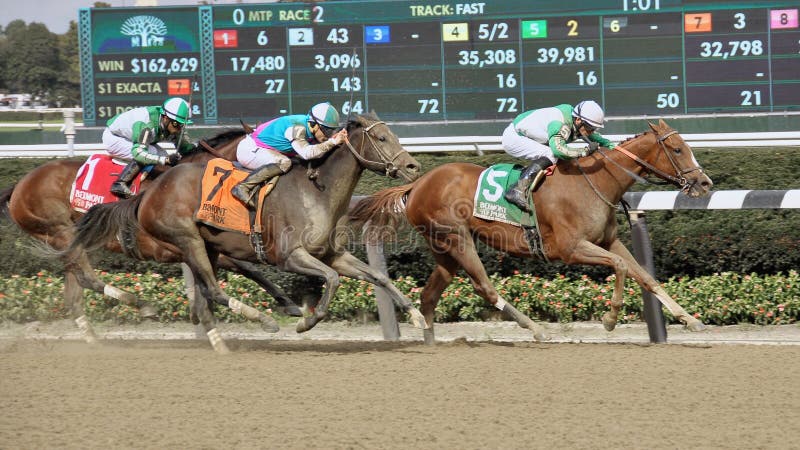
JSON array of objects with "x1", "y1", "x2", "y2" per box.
[
  {"x1": 231, "y1": 102, "x2": 348, "y2": 207},
  {"x1": 103, "y1": 97, "x2": 194, "y2": 198}
]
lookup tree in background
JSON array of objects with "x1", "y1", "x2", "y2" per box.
[
  {"x1": 2, "y1": 21, "x2": 61, "y2": 104},
  {"x1": 54, "y1": 21, "x2": 81, "y2": 107}
]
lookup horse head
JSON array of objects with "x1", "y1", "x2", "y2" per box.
[
  {"x1": 343, "y1": 114, "x2": 421, "y2": 182},
  {"x1": 616, "y1": 119, "x2": 713, "y2": 198}
]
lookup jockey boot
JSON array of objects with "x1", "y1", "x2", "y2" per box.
[
  {"x1": 504, "y1": 156, "x2": 552, "y2": 213},
  {"x1": 231, "y1": 163, "x2": 285, "y2": 208},
  {"x1": 110, "y1": 161, "x2": 142, "y2": 199}
]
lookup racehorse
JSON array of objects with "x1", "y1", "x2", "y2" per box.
[
  {"x1": 350, "y1": 119, "x2": 714, "y2": 344},
  {"x1": 67, "y1": 113, "x2": 428, "y2": 352},
  {"x1": 0, "y1": 128, "x2": 302, "y2": 342}
]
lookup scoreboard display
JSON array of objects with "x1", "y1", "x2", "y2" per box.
[{"x1": 78, "y1": 0, "x2": 800, "y2": 125}]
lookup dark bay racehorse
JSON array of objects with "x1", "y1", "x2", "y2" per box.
[
  {"x1": 350, "y1": 119, "x2": 713, "y2": 344},
  {"x1": 0, "y1": 129, "x2": 302, "y2": 342},
  {"x1": 68, "y1": 113, "x2": 428, "y2": 352}
]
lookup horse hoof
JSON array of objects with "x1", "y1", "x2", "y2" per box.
[
  {"x1": 533, "y1": 330, "x2": 551, "y2": 342},
  {"x1": 138, "y1": 304, "x2": 158, "y2": 319},
  {"x1": 409, "y1": 309, "x2": 429, "y2": 329},
  {"x1": 283, "y1": 304, "x2": 303, "y2": 317},
  {"x1": 296, "y1": 317, "x2": 316, "y2": 333},
  {"x1": 687, "y1": 320, "x2": 707, "y2": 332},
  {"x1": 260, "y1": 316, "x2": 280, "y2": 333},
  {"x1": 602, "y1": 313, "x2": 617, "y2": 332}
]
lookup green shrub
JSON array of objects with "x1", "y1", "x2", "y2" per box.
[{"x1": 7, "y1": 270, "x2": 791, "y2": 326}]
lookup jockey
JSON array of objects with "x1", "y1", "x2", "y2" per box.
[
  {"x1": 103, "y1": 97, "x2": 195, "y2": 198},
  {"x1": 502, "y1": 100, "x2": 616, "y2": 212},
  {"x1": 231, "y1": 102, "x2": 349, "y2": 207}
]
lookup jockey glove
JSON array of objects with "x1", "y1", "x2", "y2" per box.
[
  {"x1": 160, "y1": 152, "x2": 181, "y2": 166},
  {"x1": 582, "y1": 141, "x2": 599, "y2": 157}
]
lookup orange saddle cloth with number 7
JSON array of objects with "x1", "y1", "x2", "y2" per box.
[{"x1": 195, "y1": 158, "x2": 276, "y2": 235}]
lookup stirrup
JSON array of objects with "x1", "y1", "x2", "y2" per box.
[
  {"x1": 505, "y1": 189, "x2": 530, "y2": 212},
  {"x1": 231, "y1": 185, "x2": 254, "y2": 206},
  {"x1": 110, "y1": 183, "x2": 132, "y2": 199}
]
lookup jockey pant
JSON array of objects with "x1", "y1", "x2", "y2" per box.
[
  {"x1": 236, "y1": 134, "x2": 292, "y2": 172},
  {"x1": 501, "y1": 124, "x2": 557, "y2": 164},
  {"x1": 102, "y1": 128, "x2": 160, "y2": 161}
]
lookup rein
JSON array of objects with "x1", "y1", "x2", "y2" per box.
[
  {"x1": 198, "y1": 139, "x2": 227, "y2": 159},
  {"x1": 343, "y1": 120, "x2": 401, "y2": 176}
]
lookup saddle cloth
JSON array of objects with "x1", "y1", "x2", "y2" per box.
[
  {"x1": 473, "y1": 163, "x2": 529, "y2": 226},
  {"x1": 69, "y1": 154, "x2": 146, "y2": 213},
  {"x1": 195, "y1": 158, "x2": 276, "y2": 234}
]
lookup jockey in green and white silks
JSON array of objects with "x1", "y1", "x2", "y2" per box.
[
  {"x1": 502, "y1": 100, "x2": 617, "y2": 212},
  {"x1": 103, "y1": 97, "x2": 194, "y2": 198},
  {"x1": 231, "y1": 102, "x2": 349, "y2": 207}
]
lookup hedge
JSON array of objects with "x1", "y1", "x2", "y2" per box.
[{"x1": 1, "y1": 270, "x2": 797, "y2": 326}]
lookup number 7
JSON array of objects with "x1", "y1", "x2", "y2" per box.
[{"x1": 206, "y1": 167, "x2": 233, "y2": 201}]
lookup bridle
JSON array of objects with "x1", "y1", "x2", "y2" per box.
[
  {"x1": 343, "y1": 120, "x2": 402, "y2": 177},
  {"x1": 613, "y1": 129, "x2": 705, "y2": 190},
  {"x1": 577, "y1": 128, "x2": 705, "y2": 209}
]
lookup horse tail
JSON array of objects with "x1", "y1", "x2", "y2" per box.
[
  {"x1": 0, "y1": 185, "x2": 14, "y2": 220},
  {"x1": 68, "y1": 195, "x2": 144, "y2": 256},
  {"x1": 349, "y1": 182, "x2": 416, "y2": 242}
]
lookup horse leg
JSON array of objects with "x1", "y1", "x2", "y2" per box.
[
  {"x1": 418, "y1": 253, "x2": 459, "y2": 345},
  {"x1": 180, "y1": 241, "x2": 277, "y2": 353},
  {"x1": 440, "y1": 233, "x2": 549, "y2": 342},
  {"x1": 66, "y1": 249, "x2": 157, "y2": 318},
  {"x1": 220, "y1": 257, "x2": 303, "y2": 317},
  {"x1": 607, "y1": 239, "x2": 705, "y2": 331},
  {"x1": 63, "y1": 270, "x2": 97, "y2": 344},
  {"x1": 564, "y1": 240, "x2": 641, "y2": 331},
  {"x1": 182, "y1": 262, "x2": 217, "y2": 340},
  {"x1": 281, "y1": 248, "x2": 342, "y2": 333},
  {"x1": 327, "y1": 251, "x2": 428, "y2": 330}
]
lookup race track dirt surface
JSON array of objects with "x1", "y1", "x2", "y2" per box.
[{"x1": 2, "y1": 322, "x2": 800, "y2": 449}]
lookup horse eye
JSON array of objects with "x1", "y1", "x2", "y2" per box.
[
  {"x1": 379, "y1": 136, "x2": 386, "y2": 142},
  {"x1": 674, "y1": 147, "x2": 682, "y2": 154}
]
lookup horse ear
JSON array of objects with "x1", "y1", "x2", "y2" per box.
[
  {"x1": 239, "y1": 118, "x2": 254, "y2": 134},
  {"x1": 648, "y1": 121, "x2": 658, "y2": 132},
  {"x1": 658, "y1": 118, "x2": 669, "y2": 129}
]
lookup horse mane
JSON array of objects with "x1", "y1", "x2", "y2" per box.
[
  {"x1": 618, "y1": 131, "x2": 649, "y2": 147},
  {"x1": 198, "y1": 129, "x2": 247, "y2": 149},
  {"x1": 347, "y1": 112, "x2": 381, "y2": 128}
]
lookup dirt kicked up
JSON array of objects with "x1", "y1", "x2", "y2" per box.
[{"x1": 1, "y1": 335, "x2": 799, "y2": 449}]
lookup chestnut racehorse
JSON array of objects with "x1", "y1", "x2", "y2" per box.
[
  {"x1": 67, "y1": 114, "x2": 428, "y2": 352},
  {"x1": 350, "y1": 119, "x2": 713, "y2": 344},
  {"x1": 0, "y1": 129, "x2": 302, "y2": 342}
]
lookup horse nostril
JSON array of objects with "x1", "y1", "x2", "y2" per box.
[{"x1": 407, "y1": 163, "x2": 420, "y2": 172}]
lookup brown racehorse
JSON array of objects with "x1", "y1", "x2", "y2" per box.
[
  {"x1": 350, "y1": 119, "x2": 714, "y2": 344},
  {"x1": 0, "y1": 129, "x2": 302, "y2": 342},
  {"x1": 67, "y1": 113, "x2": 428, "y2": 352}
]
